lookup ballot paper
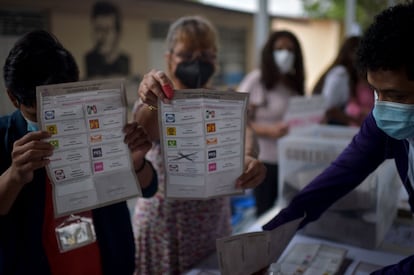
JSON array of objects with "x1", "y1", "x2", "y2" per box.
[
  {"x1": 216, "y1": 216, "x2": 304, "y2": 275},
  {"x1": 283, "y1": 95, "x2": 325, "y2": 131},
  {"x1": 275, "y1": 243, "x2": 347, "y2": 275},
  {"x1": 158, "y1": 89, "x2": 248, "y2": 199},
  {"x1": 36, "y1": 79, "x2": 141, "y2": 217}
]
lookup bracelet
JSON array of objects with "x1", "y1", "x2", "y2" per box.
[
  {"x1": 135, "y1": 158, "x2": 147, "y2": 173},
  {"x1": 147, "y1": 104, "x2": 158, "y2": 111}
]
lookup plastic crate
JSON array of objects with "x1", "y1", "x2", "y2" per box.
[{"x1": 278, "y1": 124, "x2": 400, "y2": 249}]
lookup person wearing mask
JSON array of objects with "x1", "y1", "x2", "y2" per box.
[
  {"x1": 238, "y1": 30, "x2": 306, "y2": 217},
  {"x1": 0, "y1": 30, "x2": 157, "y2": 275},
  {"x1": 132, "y1": 15, "x2": 266, "y2": 274},
  {"x1": 263, "y1": 3, "x2": 414, "y2": 274},
  {"x1": 312, "y1": 36, "x2": 370, "y2": 126}
]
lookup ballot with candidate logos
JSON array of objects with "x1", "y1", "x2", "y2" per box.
[
  {"x1": 36, "y1": 79, "x2": 141, "y2": 217},
  {"x1": 158, "y1": 89, "x2": 248, "y2": 199}
]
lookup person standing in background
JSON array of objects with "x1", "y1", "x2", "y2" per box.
[
  {"x1": 85, "y1": 1, "x2": 130, "y2": 79},
  {"x1": 238, "y1": 30, "x2": 306, "y2": 217},
  {"x1": 132, "y1": 15, "x2": 266, "y2": 274},
  {"x1": 345, "y1": 76, "x2": 375, "y2": 126},
  {"x1": 312, "y1": 36, "x2": 372, "y2": 126}
]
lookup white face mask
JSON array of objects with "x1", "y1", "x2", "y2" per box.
[{"x1": 273, "y1": 49, "x2": 295, "y2": 74}]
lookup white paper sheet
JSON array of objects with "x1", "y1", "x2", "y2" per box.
[
  {"x1": 216, "y1": 216, "x2": 304, "y2": 275},
  {"x1": 158, "y1": 89, "x2": 248, "y2": 199},
  {"x1": 283, "y1": 95, "x2": 326, "y2": 131},
  {"x1": 36, "y1": 79, "x2": 141, "y2": 217}
]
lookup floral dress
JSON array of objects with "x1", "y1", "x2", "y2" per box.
[{"x1": 133, "y1": 142, "x2": 231, "y2": 274}]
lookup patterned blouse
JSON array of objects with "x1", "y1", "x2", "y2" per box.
[{"x1": 132, "y1": 103, "x2": 232, "y2": 275}]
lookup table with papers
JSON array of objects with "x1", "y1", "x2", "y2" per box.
[{"x1": 186, "y1": 204, "x2": 410, "y2": 275}]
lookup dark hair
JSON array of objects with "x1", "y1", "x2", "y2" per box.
[
  {"x1": 357, "y1": 3, "x2": 414, "y2": 80},
  {"x1": 260, "y1": 30, "x2": 305, "y2": 94},
  {"x1": 312, "y1": 36, "x2": 361, "y2": 96},
  {"x1": 3, "y1": 30, "x2": 79, "y2": 107},
  {"x1": 91, "y1": 1, "x2": 121, "y2": 33}
]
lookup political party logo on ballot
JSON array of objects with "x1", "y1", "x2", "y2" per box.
[
  {"x1": 92, "y1": 148, "x2": 103, "y2": 158},
  {"x1": 169, "y1": 164, "x2": 179, "y2": 172},
  {"x1": 86, "y1": 105, "x2": 98, "y2": 115},
  {"x1": 208, "y1": 150, "x2": 216, "y2": 159},
  {"x1": 94, "y1": 162, "x2": 104, "y2": 172},
  {"x1": 165, "y1": 113, "x2": 175, "y2": 123},
  {"x1": 206, "y1": 137, "x2": 218, "y2": 145},
  {"x1": 54, "y1": 169, "x2": 66, "y2": 181},
  {"x1": 49, "y1": 139, "x2": 59, "y2": 149},
  {"x1": 206, "y1": 123, "x2": 216, "y2": 133},
  {"x1": 44, "y1": 110, "x2": 55, "y2": 120},
  {"x1": 89, "y1": 119, "x2": 100, "y2": 129},
  {"x1": 208, "y1": 162, "x2": 217, "y2": 172},
  {"x1": 90, "y1": 134, "x2": 102, "y2": 143},
  {"x1": 167, "y1": 140, "x2": 177, "y2": 147},
  {"x1": 46, "y1": 124, "x2": 58, "y2": 135},
  {"x1": 166, "y1": 127, "x2": 177, "y2": 136},
  {"x1": 206, "y1": 110, "x2": 215, "y2": 119}
]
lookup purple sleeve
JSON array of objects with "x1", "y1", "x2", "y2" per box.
[
  {"x1": 371, "y1": 255, "x2": 414, "y2": 274},
  {"x1": 263, "y1": 113, "x2": 390, "y2": 230}
]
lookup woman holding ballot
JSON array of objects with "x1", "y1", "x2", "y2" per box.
[
  {"x1": 0, "y1": 30, "x2": 157, "y2": 275},
  {"x1": 132, "y1": 15, "x2": 266, "y2": 274}
]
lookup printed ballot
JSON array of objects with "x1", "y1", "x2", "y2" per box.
[
  {"x1": 158, "y1": 89, "x2": 248, "y2": 199},
  {"x1": 216, "y1": 216, "x2": 304, "y2": 275},
  {"x1": 283, "y1": 95, "x2": 326, "y2": 131},
  {"x1": 36, "y1": 79, "x2": 140, "y2": 217}
]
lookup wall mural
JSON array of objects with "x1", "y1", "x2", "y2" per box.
[{"x1": 84, "y1": 1, "x2": 131, "y2": 79}]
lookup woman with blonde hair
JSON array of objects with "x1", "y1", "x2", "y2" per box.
[{"x1": 132, "y1": 15, "x2": 266, "y2": 274}]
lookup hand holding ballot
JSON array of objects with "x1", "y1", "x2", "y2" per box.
[
  {"x1": 36, "y1": 79, "x2": 157, "y2": 216},
  {"x1": 122, "y1": 122, "x2": 151, "y2": 167},
  {"x1": 8, "y1": 131, "x2": 54, "y2": 186},
  {"x1": 132, "y1": 15, "x2": 266, "y2": 274},
  {"x1": 135, "y1": 68, "x2": 266, "y2": 196},
  {"x1": 237, "y1": 155, "x2": 266, "y2": 190}
]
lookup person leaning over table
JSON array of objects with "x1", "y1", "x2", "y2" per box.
[
  {"x1": 262, "y1": 3, "x2": 414, "y2": 274},
  {"x1": 0, "y1": 30, "x2": 157, "y2": 275},
  {"x1": 131, "y1": 15, "x2": 266, "y2": 274}
]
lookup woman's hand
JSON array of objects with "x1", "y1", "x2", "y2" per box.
[
  {"x1": 138, "y1": 69, "x2": 174, "y2": 107},
  {"x1": 235, "y1": 156, "x2": 266, "y2": 189},
  {"x1": 123, "y1": 122, "x2": 152, "y2": 171},
  {"x1": 250, "y1": 121, "x2": 289, "y2": 139},
  {"x1": 268, "y1": 122, "x2": 289, "y2": 138}
]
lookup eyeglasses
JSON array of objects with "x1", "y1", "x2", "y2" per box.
[{"x1": 172, "y1": 50, "x2": 217, "y2": 62}]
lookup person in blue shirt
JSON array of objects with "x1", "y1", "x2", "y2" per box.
[
  {"x1": 264, "y1": 3, "x2": 414, "y2": 274},
  {"x1": 0, "y1": 30, "x2": 157, "y2": 275}
]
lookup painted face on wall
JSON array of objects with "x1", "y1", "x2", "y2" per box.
[{"x1": 92, "y1": 14, "x2": 119, "y2": 55}]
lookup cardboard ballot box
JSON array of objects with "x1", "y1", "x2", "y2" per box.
[{"x1": 278, "y1": 125, "x2": 400, "y2": 249}]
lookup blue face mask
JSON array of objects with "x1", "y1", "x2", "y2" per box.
[
  {"x1": 373, "y1": 100, "x2": 414, "y2": 140},
  {"x1": 22, "y1": 112, "x2": 39, "y2": 132},
  {"x1": 27, "y1": 120, "x2": 39, "y2": 132}
]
